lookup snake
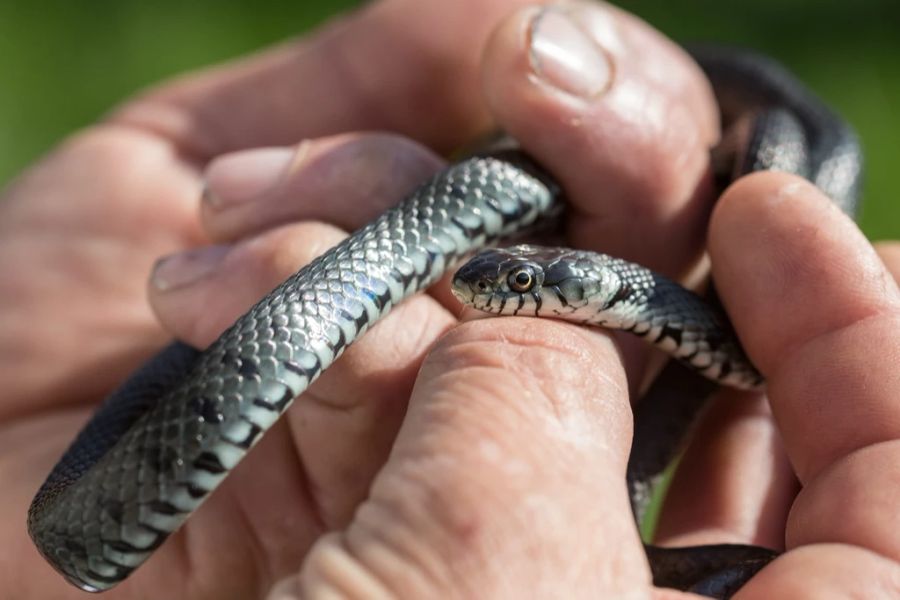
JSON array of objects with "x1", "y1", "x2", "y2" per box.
[
  {"x1": 451, "y1": 244, "x2": 766, "y2": 390},
  {"x1": 27, "y1": 46, "x2": 862, "y2": 598}
]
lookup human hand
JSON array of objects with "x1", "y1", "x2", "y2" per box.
[
  {"x1": 0, "y1": 1, "x2": 715, "y2": 596},
  {"x1": 647, "y1": 174, "x2": 900, "y2": 598},
  {"x1": 4, "y1": 1, "x2": 896, "y2": 598}
]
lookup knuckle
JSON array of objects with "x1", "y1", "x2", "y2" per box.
[{"x1": 426, "y1": 318, "x2": 628, "y2": 421}]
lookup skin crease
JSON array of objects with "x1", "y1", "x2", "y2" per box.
[{"x1": 1, "y1": 1, "x2": 899, "y2": 599}]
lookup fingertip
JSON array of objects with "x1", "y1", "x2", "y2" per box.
[
  {"x1": 710, "y1": 170, "x2": 829, "y2": 244},
  {"x1": 709, "y1": 170, "x2": 900, "y2": 492},
  {"x1": 203, "y1": 145, "x2": 303, "y2": 210},
  {"x1": 150, "y1": 244, "x2": 232, "y2": 293},
  {"x1": 200, "y1": 133, "x2": 445, "y2": 242},
  {"x1": 709, "y1": 170, "x2": 896, "y2": 370},
  {"x1": 149, "y1": 223, "x2": 347, "y2": 347},
  {"x1": 527, "y1": 5, "x2": 615, "y2": 100},
  {"x1": 481, "y1": 4, "x2": 614, "y2": 110}
]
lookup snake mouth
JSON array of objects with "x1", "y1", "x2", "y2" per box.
[
  {"x1": 449, "y1": 277, "x2": 474, "y2": 304},
  {"x1": 451, "y1": 254, "x2": 498, "y2": 305},
  {"x1": 450, "y1": 275, "x2": 495, "y2": 310}
]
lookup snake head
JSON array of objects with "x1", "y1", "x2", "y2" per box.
[
  {"x1": 453, "y1": 244, "x2": 614, "y2": 318},
  {"x1": 451, "y1": 245, "x2": 549, "y2": 314}
]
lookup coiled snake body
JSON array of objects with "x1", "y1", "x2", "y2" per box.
[{"x1": 28, "y1": 47, "x2": 862, "y2": 597}]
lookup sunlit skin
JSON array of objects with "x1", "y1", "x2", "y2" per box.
[{"x1": 1, "y1": 1, "x2": 899, "y2": 598}]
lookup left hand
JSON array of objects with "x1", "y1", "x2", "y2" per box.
[{"x1": 0, "y1": 2, "x2": 719, "y2": 597}]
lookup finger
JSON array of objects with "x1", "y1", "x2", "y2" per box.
[
  {"x1": 111, "y1": 0, "x2": 541, "y2": 159},
  {"x1": 198, "y1": 132, "x2": 469, "y2": 314},
  {"x1": 151, "y1": 222, "x2": 347, "y2": 346},
  {"x1": 0, "y1": 0, "x2": 534, "y2": 415},
  {"x1": 199, "y1": 133, "x2": 444, "y2": 242},
  {"x1": 710, "y1": 171, "x2": 900, "y2": 561},
  {"x1": 655, "y1": 390, "x2": 797, "y2": 549},
  {"x1": 0, "y1": 127, "x2": 204, "y2": 418},
  {"x1": 288, "y1": 318, "x2": 649, "y2": 597},
  {"x1": 481, "y1": 1, "x2": 720, "y2": 276},
  {"x1": 736, "y1": 545, "x2": 900, "y2": 599},
  {"x1": 150, "y1": 220, "x2": 455, "y2": 526}
]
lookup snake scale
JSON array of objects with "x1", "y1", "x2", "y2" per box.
[{"x1": 27, "y1": 46, "x2": 862, "y2": 598}]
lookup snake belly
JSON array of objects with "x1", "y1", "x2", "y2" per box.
[{"x1": 27, "y1": 154, "x2": 561, "y2": 591}]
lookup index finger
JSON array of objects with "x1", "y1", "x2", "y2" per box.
[{"x1": 709, "y1": 171, "x2": 900, "y2": 561}]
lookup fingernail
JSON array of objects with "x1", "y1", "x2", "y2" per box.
[
  {"x1": 152, "y1": 245, "x2": 230, "y2": 291},
  {"x1": 204, "y1": 144, "x2": 307, "y2": 208},
  {"x1": 528, "y1": 5, "x2": 614, "y2": 99}
]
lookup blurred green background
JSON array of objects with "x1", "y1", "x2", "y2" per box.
[{"x1": 0, "y1": 0, "x2": 896, "y2": 236}]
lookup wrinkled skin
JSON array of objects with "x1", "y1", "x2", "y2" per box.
[{"x1": 2, "y1": 1, "x2": 899, "y2": 598}]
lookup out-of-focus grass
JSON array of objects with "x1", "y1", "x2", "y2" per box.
[
  {"x1": 0, "y1": 0, "x2": 358, "y2": 183},
  {"x1": 0, "y1": 0, "x2": 896, "y2": 235}
]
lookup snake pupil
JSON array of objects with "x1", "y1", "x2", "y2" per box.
[{"x1": 508, "y1": 268, "x2": 534, "y2": 292}]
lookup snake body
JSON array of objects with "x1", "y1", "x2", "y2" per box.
[
  {"x1": 28, "y1": 154, "x2": 561, "y2": 591},
  {"x1": 451, "y1": 245, "x2": 764, "y2": 390},
  {"x1": 28, "y1": 47, "x2": 862, "y2": 597}
]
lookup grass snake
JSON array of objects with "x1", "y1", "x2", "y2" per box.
[{"x1": 27, "y1": 46, "x2": 862, "y2": 598}]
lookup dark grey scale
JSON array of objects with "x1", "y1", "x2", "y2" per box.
[
  {"x1": 550, "y1": 284, "x2": 569, "y2": 307},
  {"x1": 512, "y1": 293, "x2": 525, "y2": 316},
  {"x1": 497, "y1": 294, "x2": 508, "y2": 313},
  {"x1": 193, "y1": 452, "x2": 227, "y2": 475},
  {"x1": 185, "y1": 484, "x2": 206, "y2": 499},
  {"x1": 655, "y1": 324, "x2": 683, "y2": 346},
  {"x1": 631, "y1": 322, "x2": 652, "y2": 337}
]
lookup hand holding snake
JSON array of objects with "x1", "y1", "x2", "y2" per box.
[{"x1": 3, "y1": 1, "x2": 900, "y2": 598}]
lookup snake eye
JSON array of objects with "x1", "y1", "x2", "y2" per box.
[{"x1": 507, "y1": 267, "x2": 535, "y2": 292}]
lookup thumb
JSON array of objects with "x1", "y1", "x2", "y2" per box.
[
  {"x1": 481, "y1": 1, "x2": 720, "y2": 278},
  {"x1": 274, "y1": 318, "x2": 648, "y2": 598}
]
